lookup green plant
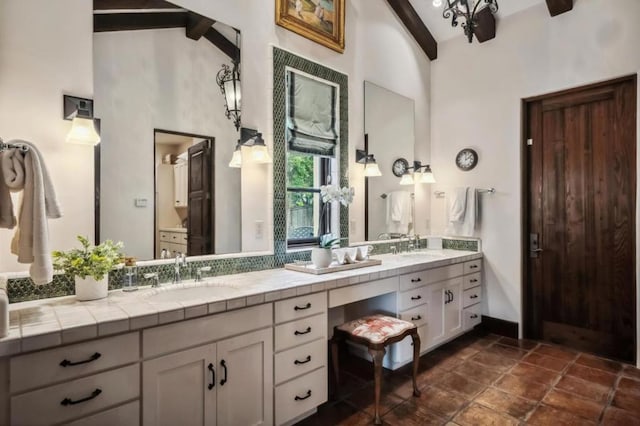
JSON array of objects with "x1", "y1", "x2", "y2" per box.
[
  {"x1": 52, "y1": 236, "x2": 124, "y2": 281},
  {"x1": 319, "y1": 234, "x2": 341, "y2": 249}
]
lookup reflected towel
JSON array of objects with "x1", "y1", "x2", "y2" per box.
[
  {"x1": 1, "y1": 140, "x2": 62, "y2": 285},
  {"x1": 386, "y1": 191, "x2": 411, "y2": 234}
]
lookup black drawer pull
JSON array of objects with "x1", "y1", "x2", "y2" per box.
[
  {"x1": 470, "y1": 279, "x2": 478, "y2": 283},
  {"x1": 410, "y1": 278, "x2": 422, "y2": 283},
  {"x1": 61, "y1": 388, "x2": 102, "y2": 406},
  {"x1": 470, "y1": 265, "x2": 478, "y2": 269},
  {"x1": 410, "y1": 295, "x2": 422, "y2": 301},
  {"x1": 60, "y1": 352, "x2": 101, "y2": 367},
  {"x1": 294, "y1": 355, "x2": 312, "y2": 365},
  {"x1": 411, "y1": 315, "x2": 422, "y2": 321},
  {"x1": 295, "y1": 390, "x2": 312, "y2": 401},
  {"x1": 294, "y1": 303, "x2": 312, "y2": 311},
  {"x1": 295, "y1": 327, "x2": 312, "y2": 336},
  {"x1": 220, "y1": 359, "x2": 228, "y2": 386},
  {"x1": 470, "y1": 295, "x2": 479, "y2": 299},
  {"x1": 208, "y1": 363, "x2": 215, "y2": 390},
  {"x1": 470, "y1": 314, "x2": 479, "y2": 319}
]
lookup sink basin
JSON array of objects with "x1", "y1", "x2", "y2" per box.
[
  {"x1": 399, "y1": 250, "x2": 446, "y2": 258},
  {"x1": 145, "y1": 284, "x2": 241, "y2": 303}
]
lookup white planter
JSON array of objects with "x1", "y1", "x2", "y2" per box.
[
  {"x1": 75, "y1": 276, "x2": 109, "y2": 301},
  {"x1": 311, "y1": 248, "x2": 333, "y2": 269}
]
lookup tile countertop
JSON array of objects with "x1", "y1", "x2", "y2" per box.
[{"x1": 0, "y1": 249, "x2": 482, "y2": 357}]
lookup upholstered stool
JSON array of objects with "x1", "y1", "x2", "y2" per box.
[{"x1": 331, "y1": 314, "x2": 421, "y2": 425}]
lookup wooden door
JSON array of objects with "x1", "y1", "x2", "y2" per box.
[
  {"x1": 142, "y1": 344, "x2": 216, "y2": 426},
  {"x1": 525, "y1": 76, "x2": 637, "y2": 362},
  {"x1": 188, "y1": 140, "x2": 214, "y2": 256},
  {"x1": 216, "y1": 328, "x2": 273, "y2": 426}
]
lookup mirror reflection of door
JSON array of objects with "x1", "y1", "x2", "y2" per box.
[{"x1": 154, "y1": 130, "x2": 214, "y2": 259}]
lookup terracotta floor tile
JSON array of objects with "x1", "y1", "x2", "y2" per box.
[
  {"x1": 469, "y1": 351, "x2": 517, "y2": 372},
  {"x1": 509, "y1": 362, "x2": 560, "y2": 386},
  {"x1": 420, "y1": 352, "x2": 464, "y2": 371},
  {"x1": 617, "y1": 376, "x2": 640, "y2": 397},
  {"x1": 455, "y1": 360, "x2": 503, "y2": 385},
  {"x1": 542, "y1": 389, "x2": 605, "y2": 422},
  {"x1": 453, "y1": 403, "x2": 519, "y2": 426},
  {"x1": 414, "y1": 365, "x2": 448, "y2": 389},
  {"x1": 554, "y1": 375, "x2": 611, "y2": 403},
  {"x1": 346, "y1": 384, "x2": 405, "y2": 418},
  {"x1": 602, "y1": 406, "x2": 640, "y2": 426},
  {"x1": 469, "y1": 336, "x2": 502, "y2": 350},
  {"x1": 494, "y1": 374, "x2": 549, "y2": 401},
  {"x1": 621, "y1": 365, "x2": 640, "y2": 381},
  {"x1": 533, "y1": 344, "x2": 579, "y2": 361},
  {"x1": 574, "y1": 353, "x2": 622, "y2": 374},
  {"x1": 382, "y1": 399, "x2": 447, "y2": 426},
  {"x1": 296, "y1": 401, "x2": 372, "y2": 426},
  {"x1": 449, "y1": 345, "x2": 481, "y2": 360},
  {"x1": 484, "y1": 343, "x2": 529, "y2": 360},
  {"x1": 522, "y1": 352, "x2": 570, "y2": 372},
  {"x1": 527, "y1": 404, "x2": 596, "y2": 426},
  {"x1": 383, "y1": 374, "x2": 420, "y2": 400},
  {"x1": 611, "y1": 390, "x2": 640, "y2": 416},
  {"x1": 414, "y1": 386, "x2": 468, "y2": 418},
  {"x1": 436, "y1": 372, "x2": 487, "y2": 399},
  {"x1": 498, "y1": 337, "x2": 538, "y2": 350},
  {"x1": 474, "y1": 387, "x2": 536, "y2": 420},
  {"x1": 565, "y1": 363, "x2": 618, "y2": 388}
]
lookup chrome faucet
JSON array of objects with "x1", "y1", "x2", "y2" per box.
[
  {"x1": 173, "y1": 253, "x2": 187, "y2": 284},
  {"x1": 144, "y1": 272, "x2": 160, "y2": 288},
  {"x1": 195, "y1": 266, "x2": 212, "y2": 282}
]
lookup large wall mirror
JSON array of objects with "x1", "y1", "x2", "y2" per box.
[
  {"x1": 363, "y1": 81, "x2": 417, "y2": 241},
  {"x1": 93, "y1": 2, "x2": 252, "y2": 260}
]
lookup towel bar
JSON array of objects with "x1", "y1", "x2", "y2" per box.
[
  {"x1": 433, "y1": 188, "x2": 495, "y2": 196},
  {"x1": 0, "y1": 138, "x2": 29, "y2": 153}
]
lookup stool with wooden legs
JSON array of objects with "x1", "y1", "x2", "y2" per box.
[{"x1": 331, "y1": 315, "x2": 421, "y2": 425}]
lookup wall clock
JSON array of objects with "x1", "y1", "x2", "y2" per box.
[
  {"x1": 392, "y1": 158, "x2": 410, "y2": 177},
  {"x1": 455, "y1": 148, "x2": 478, "y2": 171}
]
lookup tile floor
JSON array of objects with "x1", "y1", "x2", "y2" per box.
[{"x1": 296, "y1": 332, "x2": 640, "y2": 425}]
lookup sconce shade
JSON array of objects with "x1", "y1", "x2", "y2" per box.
[
  {"x1": 399, "y1": 173, "x2": 414, "y2": 186},
  {"x1": 66, "y1": 117, "x2": 101, "y2": 145},
  {"x1": 420, "y1": 166, "x2": 436, "y2": 183},
  {"x1": 364, "y1": 162, "x2": 382, "y2": 177},
  {"x1": 228, "y1": 144, "x2": 242, "y2": 168},
  {"x1": 251, "y1": 144, "x2": 272, "y2": 164}
]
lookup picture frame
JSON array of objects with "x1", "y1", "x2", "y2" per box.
[{"x1": 276, "y1": 0, "x2": 345, "y2": 53}]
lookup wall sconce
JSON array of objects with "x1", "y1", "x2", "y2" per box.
[
  {"x1": 63, "y1": 95, "x2": 101, "y2": 145},
  {"x1": 228, "y1": 127, "x2": 272, "y2": 168},
  {"x1": 216, "y1": 30, "x2": 241, "y2": 131},
  {"x1": 399, "y1": 161, "x2": 436, "y2": 185},
  {"x1": 356, "y1": 135, "x2": 382, "y2": 177}
]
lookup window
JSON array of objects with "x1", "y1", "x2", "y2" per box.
[{"x1": 285, "y1": 68, "x2": 339, "y2": 248}]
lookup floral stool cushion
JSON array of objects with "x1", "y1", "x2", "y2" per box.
[{"x1": 336, "y1": 314, "x2": 416, "y2": 345}]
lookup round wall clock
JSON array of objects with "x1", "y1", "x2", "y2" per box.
[
  {"x1": 392, "y1": 158, "x2": 410, "y2": 177},
  {"x1": 455, "y1": 148, "x2": 478, "y2": 171}
]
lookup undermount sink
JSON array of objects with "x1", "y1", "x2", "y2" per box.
[
  {"x1": 399, "y1": 250, "x2": 446, "y2": 258},
  {"x1": 145, "y1": 284, "x2": 241, "y2": 303}
]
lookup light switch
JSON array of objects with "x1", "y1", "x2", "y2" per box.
[
  {"x1": 134, "y1": 198, "x2": 148, "y2": 208},
  {"x1": 255, "y1": 220, "x2": 264, "y2": 240}
]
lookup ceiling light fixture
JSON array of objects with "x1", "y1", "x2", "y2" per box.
[{"x1": 433, "y1": 0, "x2": 499, "y2": 43}]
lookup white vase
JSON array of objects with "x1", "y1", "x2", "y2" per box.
[
  {"x1": 75, "y1": 276, "x2": 109, "y2": 301},
  {"x1": 311, "y1": 248, "x2": 332, "y2": 269}
]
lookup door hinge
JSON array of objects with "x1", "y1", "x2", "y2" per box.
[{"x1": 527, "y1": 139, "x2": 533, "y2": 146}]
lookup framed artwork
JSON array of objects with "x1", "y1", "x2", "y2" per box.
[{"x1": 276, "y1": 0, "x2": 345, "y2": 53}]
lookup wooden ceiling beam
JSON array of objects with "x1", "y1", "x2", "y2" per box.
[
  {"x1": 474, "y1": 7, "x2": 496, "y2": 43},
  {"x1": 93, "y1": 0, "x2": 178, "y2": 10},
  {"x1": 203, "y1": 27, "x2": 239, "y2": 60},
  {"x1": 186, "y1": 12, "x2": 215, "y2": 41},
  {"x1": 545, "y1": 0, "x2": 573, "y2": 17},
  {"x1": 93, "y1": 12, "x2": 188, "y2": 33},
  {"x1": 386, "y1": 0, "x2": 437, "y2": 60}
]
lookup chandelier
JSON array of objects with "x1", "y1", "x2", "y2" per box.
[{"x1": 433, "y1": 0, "x2": 499, "y2": 43}]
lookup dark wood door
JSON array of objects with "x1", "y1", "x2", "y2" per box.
[
  {"x1": 525, "y1": 76, "x2": 637, "y2": 362},
  {"x1": 187, "y1": 139, "x2": 214, "y2": 256}
]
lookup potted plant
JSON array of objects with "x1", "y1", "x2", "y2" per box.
[
  {"x1": 312, "y1": 234, "x2": 340, "y2": 268},
  {"x1": 53, "y1": 236, "x2": 124, "y2": 301},
  {"x1": 310, "y1": 185, "x2": 354, "y2": 268}
]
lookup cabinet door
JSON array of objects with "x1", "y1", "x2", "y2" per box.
[
  {"x1": 426, "y1": 283, "x2": 446, "y2": 346},
  {"x1": 216, "y1": 328, "x2": 273, "y2": 426},
  {"x1": 444, "y1": 279, "x2": 463, "y2": 337},
  {"x1": 143, "y1": 344, "x2": 216, "y2": 426}
]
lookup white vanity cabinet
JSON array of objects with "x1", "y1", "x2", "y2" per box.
[{"x1": 173, "y1": 162, "x2": 188, "y2": 208}]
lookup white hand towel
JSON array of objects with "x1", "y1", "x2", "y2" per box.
[
  {"x1": 0, "y1": 152, "x2": 17, "y2": 229},
  {"x1": 445, "y1": 188, "x2": 477, "y2": 237},
  {"x1": 386, "y1": 191, "x2": 412, "y2": 234},
  {"x1": 449, "y1": 187, "x2": 468, "y2": 223},
  {"x1": 2, "y1": 140, "x2": 62, "y2": 285}
]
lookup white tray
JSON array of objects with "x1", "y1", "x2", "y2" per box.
[{"x1": 284, "y1": 259, "x2": 382, "y2": 275}]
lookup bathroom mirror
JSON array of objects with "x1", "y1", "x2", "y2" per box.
[
  {"x1": 363, "y1": 81, "x2": 416, "y2": 241},
  {"x1": 93, "y1": 3, "x2": 253, "y2": 260}
]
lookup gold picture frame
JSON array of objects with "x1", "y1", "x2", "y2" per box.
[{"x1": 276, "y1": 0, "x2": 345, "y2": 53}]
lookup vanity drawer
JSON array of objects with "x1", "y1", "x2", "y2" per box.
[
  {"x1": 399, "y1": 305, "x2": 428, "y2": 327},
  {"x1": 398, "y1": 287, "x2": 429, "y2": 311},
  {"x1": 399, "y1": 271, "x2": 428, "y2": 292},
  {"x1": 275, "y1": 367, "x2": 327, "y2": 426},
  {"x1": 160, "y1": 232, "x2": 179, "y2": 243},
  {"x1": 399, "y1": 264, "x2": 464, "y2": 291},
  {"x1": 10, "y1": 332, "x2": 139, "y2": 394},
  {"x1": 275, "y1": 338, "x2": 327, "y2": 385},
  {"x1": 463, "y1": 272, "x2": 482, "y2": 290},
  {"x1": 66, "y1": 400, "x2": 139, "y2": 426},
  {"x1": 275, "y1": 313, "x2": 327, "y2": 352},
  {"x1": 464, "y1": 259, "x2": 482, "y2": 274},
  {"x1": 275, "y1": 292, "x2": 327, "y2": 324},
  {"x1": 11, "y1": 364, "x2": 140, "y2": 426},
  {"x1": 463, "y1": 304, "x2": 482, "y2": 330},
  {"x1": 462, "y1": 287, "x2": 482, "y2": 308}
]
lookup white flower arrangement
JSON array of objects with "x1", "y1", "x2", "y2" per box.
[{"x1": 320, "y1": 185, "x2": 355, "y2": 206}]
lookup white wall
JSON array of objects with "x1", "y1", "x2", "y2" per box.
[
  {"x1": 0, "y1": 0, "x2": 94, "y2": 273},
  {"x1": 94, "y1": 28, "x2": 242, "y2": 259},
  {"x1": 429, "y1": 0, "x2": 640, "y2": 355}
]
